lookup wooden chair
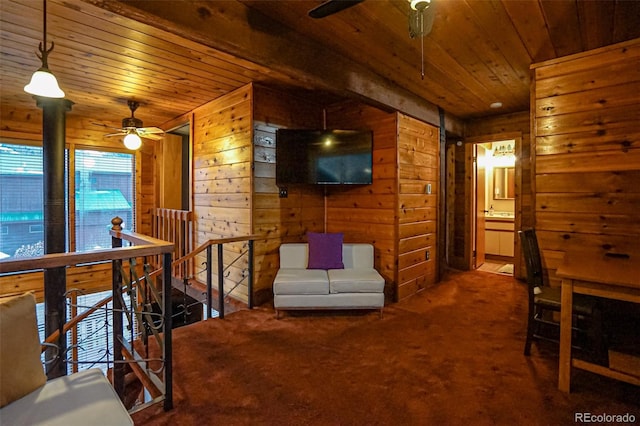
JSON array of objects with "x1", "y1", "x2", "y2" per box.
[{"x1": 518, "y1": 228, "x2": 607, "y2": 363}]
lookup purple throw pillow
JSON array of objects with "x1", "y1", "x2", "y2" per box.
[{"x1": 307, "y1": 232, "x2": 344, "y2": 270}]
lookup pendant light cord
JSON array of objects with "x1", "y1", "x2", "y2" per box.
[
  {"x1": 38, "y1": 0, "x2": 54, "y2": 68},
  {"x1": 43, "y1": 0, "x2": 47, "y2": 48}
]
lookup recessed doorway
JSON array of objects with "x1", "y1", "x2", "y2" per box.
[{"x1": 472, "y1": 139, "x2": 518, "y2": 276}]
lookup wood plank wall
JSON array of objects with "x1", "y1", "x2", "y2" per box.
[
  {"x1": 531, "y1": 39, "x2": 640, "y2": 286},
  {"x1": 0, "y1": 105, "x2": 157, "y2": 300},
  {"x1": 191, "y1": 85, "x2": 254, "y2": 303},
  {"x1": 396, "y1": 114, "x2": 440, "y2": 300},
  {"x1": 464, "y1": 111, "x2": 532, "y2": 279},
  {"x1": 324, "y1": 104, "x2": 439, "y2": 301},
  {"x1": 252, "y1": 85, "x2": 325, "y2": 305},
  {"x1": 324, "y1": 101, "x2": 398, "y2": 299}
]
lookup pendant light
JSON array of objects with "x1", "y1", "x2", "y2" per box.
[{"x1": 24, "y1": 0, "x2": 65, "y2": 98}]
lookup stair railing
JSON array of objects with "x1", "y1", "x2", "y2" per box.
[
  {"x1": 153, "y1": 208, "x2": 193, "y2": 280},
  {"x1": 0, "y1": 217, "x2": 174, "y2": 412},
  {"x1": 172, "y1": 235, "x2": 259, "y2": 319}
]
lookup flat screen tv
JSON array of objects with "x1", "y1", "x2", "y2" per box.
[{"x1": 276, "y1": 129, "x2": 373, "y2": 185}]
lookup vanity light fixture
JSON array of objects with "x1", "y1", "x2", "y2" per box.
[{"x1": 24, "y1": 0, "x2": 65, "y2": 98}]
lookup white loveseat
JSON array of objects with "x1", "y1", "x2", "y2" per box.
[{"x1": 273, "y1": 243, "x2": 385, "y2": 317}]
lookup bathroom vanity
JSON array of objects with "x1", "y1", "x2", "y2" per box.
[{"x1": 485, "y1": 213, "x2": 514, "y2": 257}]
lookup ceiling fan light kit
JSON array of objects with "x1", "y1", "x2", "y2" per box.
[
  {"x1": 123, "y1": 131, "x2": 142, "y2": 150},
  {"x1": 410, "y1": 0, "x2": 431, "y2": 11},
  {"x1": 24, "y1": 0, "x2": 65, "y2": 98}
]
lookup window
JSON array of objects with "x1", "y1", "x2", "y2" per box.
[
  {"x1": 0, "y1": 143, "x2": 135, "y2": 258},
  {"x1": 4, "y1": 143, "x2": 138, "y2": 374},
  {"x1": 0, "y1": 144, "x2": 44, "y2": 258},
  {"x1": 29, "y1": 224, "x2": 44, "y2": 233},
  {"x1": 75, "y1": 150, "x2": 135, "y2": 252}
]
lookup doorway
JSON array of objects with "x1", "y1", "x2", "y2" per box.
[
  {"x1": 165, "y1": 123, "x2": 191, "y2": 211},
  {"x1": 472, "y1": 139, "x2": 517, "y2": 276}
]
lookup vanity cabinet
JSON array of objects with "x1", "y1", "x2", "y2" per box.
[{"x1": 485, "y1": 218, "x2": 514, "y2": 257}]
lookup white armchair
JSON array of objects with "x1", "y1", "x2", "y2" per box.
[{"x1": 0, "y1": 293, "x2": 133, "y2": 425}]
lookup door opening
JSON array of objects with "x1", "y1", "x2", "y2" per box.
[{"x1": 473, "y1": 140, "x2": 516, "y2": 276}]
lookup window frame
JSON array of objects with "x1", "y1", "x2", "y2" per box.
[{"x1": 0, "y1": 139, "x2": 137, "y2": 256}]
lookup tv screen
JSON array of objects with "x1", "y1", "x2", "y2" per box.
[{"x1": 276, "y1": 129, "x2": 373, "y2": 185}]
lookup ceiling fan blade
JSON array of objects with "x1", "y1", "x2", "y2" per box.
[
  {"x1": 92, "y1": 122, "x2": 121, "y2": 131},
  {"x1": 103, "y1": 131, "x2": 126, "y2": 138},
  {"x1": 308, "y1": 0, "x2": 364, "y2": 19},
  {"x1": 137, "y1": 132, "x2": 163, "y2": 141},
  {"x1": 137, "y1": 126, "x2": 165, "y2": 134}
]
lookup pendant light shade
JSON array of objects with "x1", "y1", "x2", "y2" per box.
[
  {"x1": 123, "y1": 132, "x2": 142, "y2": 150},
  {"x1": 25, "y1": 0, "x2": 65, "y2": 98},
  {"x1": 24, "y1": 68, "x2": 65, "y2": 98}
]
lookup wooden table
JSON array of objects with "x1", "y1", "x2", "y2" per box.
[{"x1": 556, "y1": 251, "x2": 640, "y2": 392}]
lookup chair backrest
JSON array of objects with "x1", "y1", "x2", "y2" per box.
[{"x1": 518, "y1": 228, "x2": 544, "y2": 289}]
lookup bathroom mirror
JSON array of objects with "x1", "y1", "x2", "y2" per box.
[{"x1": 493, "y1": 167, "x2": 515, "y2": 199}]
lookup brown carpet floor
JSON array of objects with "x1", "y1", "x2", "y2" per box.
[{"x1": 132, "y1": 269, "x2": 639, "y2": 425}]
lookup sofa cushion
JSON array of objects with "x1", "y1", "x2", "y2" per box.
[
  {"x1": 342, "y1": 244, "x2": 375, "y2": 269},
  {"x1": 273, "y1": 269, "x2": 330, "y2": 295},
  {"x1": 307, "y1": 232, "x2": 344, "y2": 270},
  {"x1": 279, "y1": 243, "x2": 309, "y2": 269},
  {"x1": 0, "y1": 293, "x2": 47, "y2": 408},
  {"x1": 328, "y1": 269, "x2": 385, "y2": 294}
]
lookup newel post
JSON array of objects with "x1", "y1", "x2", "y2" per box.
[{"x1": 110, "y1": 216, "x2": 125, "y2": 401}]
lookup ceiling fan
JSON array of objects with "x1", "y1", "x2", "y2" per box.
[
  {"x1": 308, "y1": 0, "x2": 435, "y2": 79},
  {"x1": 309, "y1": 0, "x2": 435, "y2": 33},
  {"x1": 407, "y1": 0, "x2": 436, "y2": 79},
  {"x1": 94, "y1": 100, "x2": 164, "y2": 149}
]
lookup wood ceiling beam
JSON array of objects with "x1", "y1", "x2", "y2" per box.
[{"x1": 83, "y1": 0, "x2": 463, "y2": 134}]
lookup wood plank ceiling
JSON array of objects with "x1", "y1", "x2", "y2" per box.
[{"x1": 1, "y1": 0, "x2": 639, "y2": 133}]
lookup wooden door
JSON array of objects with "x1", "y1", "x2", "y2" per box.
[
  {"x1": 158, "y1": 133, "x2": 183, "y2": 209},
  {"x1": 475, "y1": 144, "x2": 486, "y2": 268}
]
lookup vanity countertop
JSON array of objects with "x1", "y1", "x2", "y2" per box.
[{"x1": 485, "y1": 213, "x2": 514, "y2": 222}]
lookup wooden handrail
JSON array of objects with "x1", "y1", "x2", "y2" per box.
[
  {"x1": 0, "y1": 229, "x2": 173, "y2": 274},
  {"x1": 173, "y1": 234, "x2": 261, "y2": 267}
]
